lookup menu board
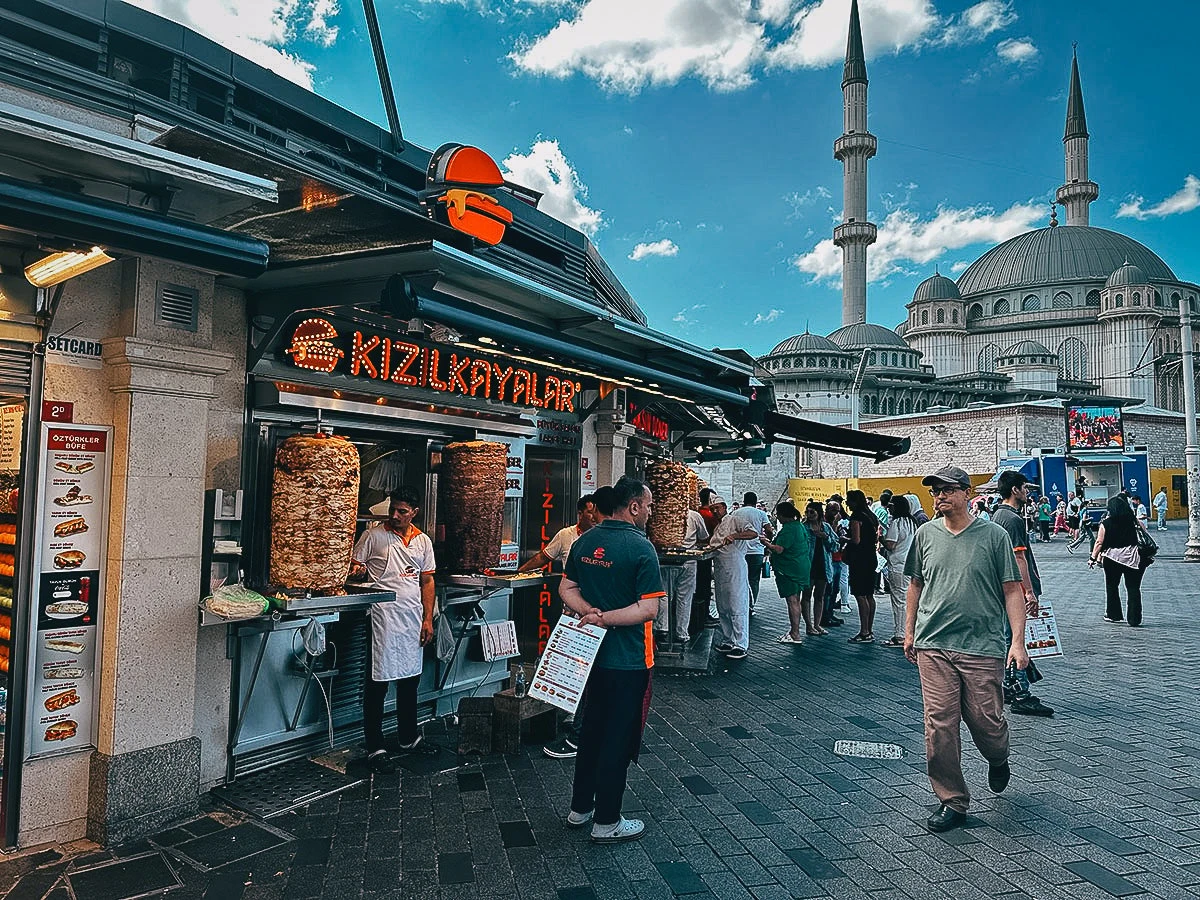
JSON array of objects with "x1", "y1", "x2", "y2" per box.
[
  {"x1": 1025, "y1": 601, "x2": 1064, "y2": 659},
  {"x1": 26, "y1": 425, "x2": 111, "y2": 756},
  {"x1": 0, "y1": 404, "x2": 23, "y2": 471},
  {"x1": 527, "y1": 616, "x2": 605, "y2": 714}
]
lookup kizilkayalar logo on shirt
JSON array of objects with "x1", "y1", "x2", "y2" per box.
[{"x1": 582, "y1": 546, "x2": 612, "y2": 568}]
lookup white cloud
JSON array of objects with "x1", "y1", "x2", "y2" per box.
[
  {"x1": 752, "y1": 308, "x2": 785, "y2": 324},
  {"x1": 127, "y1": 0, "x2": 340, "y2": 88},
  {"x1": 500, "y1": 140, "x2": 604, "y2": 236},
  {"x1": 793, "y1": 201, "x2": 1042, "y2": 282},
  {"x1": 1116, "y1": 175, "x2": 1200, "y2": 220},
  {"x1": 629, "y1": 239, "x2": 680, "y2": 260},
  {"x1": 768, "y1": 0, "x2": 937, "y2": 71},
  {"x1": 673, "y1": 303, "x2": 707, "y2": 328},
  {"x1": 996, "y1": 37, "x2": 1037, "y2": 64},
  {"x1": 949, "y1": 260, "x2": 969, "y2": 273},
  {"x1": 936, "y1": 0, "x2": 1015, "y2": 45},
  {"x1": 511, "y1": 0, "x2": 769, "y2": 93},
  {"x1": 784, "y1": 186, "x2": 832, "y2": 220}
]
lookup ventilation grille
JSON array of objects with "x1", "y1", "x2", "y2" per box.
[
  {"x1": 0, "y1": 342, "x2": 34, "y2": 395},
  {"x1": 155, "y1": 282, "x2": 198, "y2": 331}
]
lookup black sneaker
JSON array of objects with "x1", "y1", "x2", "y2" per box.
[
  {"x1": 397, "y1": 736, "x2": 439, "y2": 756},
  {"x1": 1010, "y1": 697, "x2": 1054, "y2": 717},
  {"x1": 367, "y1": 750, "x2": 396, "y2": 774},
  {"x1": 724, "y1": 647, "x2": 748, "y2": 660},
  {"x1": 988, "y1": 761, "x2": 1011, "y2": 793},
  {"x1": 926, "y1": 805, "x2": 966, "y2": 833},
  {"x1": 543, "y1": 737, "x2": 578, "y2": 759}
]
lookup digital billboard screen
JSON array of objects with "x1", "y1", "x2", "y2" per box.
[{"x1": 1066, "y1": 405, "x2": 1124, "y2": 450}]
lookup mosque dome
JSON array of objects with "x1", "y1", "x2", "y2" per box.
[
  {"x1": 912, "y1": 272, "x2": 961, "y2": 302},
  {"x1": 828, "y1": 321, "x2": 909, "y2": 350},
  {"x1": 768, "y1": 331, "x2": 843, "y2": 355},
  {"x1": 1106, "y1": 260, "x2": 1148, "y2": 288},
  {"x1": 956, "y1": 226, "x2": 1175, "y2": 296},
  {"x1": 1002, "y1": 339, "x2": 1053, "y2": 357}
]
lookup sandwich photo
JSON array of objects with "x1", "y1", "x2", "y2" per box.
[
  {"x1": 44, "y1": 689, "x2": 79, "y2": 711},
  {"x1": 53, "y1": 517, "x2": 88, "y2": 537},
  {"x1": 53, "y1": 550, "x2": 86, "y2": 569},
  {"x1": 44, "y1": 665, "x2": 84, "y2": 680},
  {"x1": 74, "y1": 461, "x2": 95, "y2": 474},
  {"x1": 44, "y1": 637, "x2": 84, "y2": 654},
  {"x1": 53, "y1": 486, "x2": 92, "y2": 506},
  {"x1": 44, "y1": 720, "x2": 77, "y2": 742},
  {"x1": 53, "y1": 461, "x2": 73, "y2": 473},
  {"x1": 45, "y1": 600, "x2": 87, "y2": 618}
]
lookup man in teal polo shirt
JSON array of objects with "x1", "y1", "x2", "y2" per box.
[
  {"x1": 904, "y1": 465, "x2": 1029, "y2": 833},
  {"x1": 559, "y1": 476, "x2": 664, "y2": 844}
]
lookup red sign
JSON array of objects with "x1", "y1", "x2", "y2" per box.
[
  {"x1": 47, "y1": 429, "x2": 107, "y2": 453},
  {"x1": 424, "y1": 143, "x2": 513, "y2": 246},
  {"x1": 42, "y1": 401, "x2": 73, "y2": 423},
  {"x1": 628, "y1": 403, "x2": 670, "y2": 441},
  {"x1": 286, "y1": 318, "x2": 582, "y2": 413}
]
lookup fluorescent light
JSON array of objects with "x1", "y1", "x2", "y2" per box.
[{"x1": 25, "y1": 246, "x2": 114, "y2": 287}]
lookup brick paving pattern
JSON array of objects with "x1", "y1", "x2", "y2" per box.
[{"x1": 4, "y1": 529, "x2": 1200, "y2": 899}]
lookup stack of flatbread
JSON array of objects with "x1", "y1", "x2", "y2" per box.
[
  {"x1": 645, "y1": 460, "x2": 689, "y2": 547},
  {"x1": 270, "y1": 433, "x2": 360, "y2": 591},
  {"x1": 441, "y1": 441, "x2": 507, "y2": 572}
]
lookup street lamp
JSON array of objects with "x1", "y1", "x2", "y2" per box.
[
  {"x1": 850, "y1": 348, "x2": 871, "y2": 479},
  {"x1": 1178, "y1": 292, "x2": 1200, "y2": 561}
]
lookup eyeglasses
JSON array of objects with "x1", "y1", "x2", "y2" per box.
[{"x1": 928, "y1": 486, "x2": 964, "y2": 497}]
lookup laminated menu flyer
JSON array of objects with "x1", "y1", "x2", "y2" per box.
[
  {"x1": 1025, "y1": 600, "x2": 1064, "y2": 659},
  {"x1": 527, "y1": 616, "x2": 605, "y2": 714},
  {"x1": 28, "y1": 425, "x2": 110, "y2": 755}
]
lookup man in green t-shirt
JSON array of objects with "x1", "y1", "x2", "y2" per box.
[
  {"x1": 904, "y1": 466, "x2": 1029, "y2": 833},
  {"x1": 560, "y1": 476, "x2": 664, "y2": 844}
]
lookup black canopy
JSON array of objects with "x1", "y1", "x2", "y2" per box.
[{"x1": 762, "y1": 411, "x2": 910, "y2": 463}]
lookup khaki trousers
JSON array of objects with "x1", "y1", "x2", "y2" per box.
[{"x1": 916, "y1": 648, "x2": 1009, "y2": 812}]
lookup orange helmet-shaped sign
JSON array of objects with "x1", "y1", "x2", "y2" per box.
[{"x1": 424, "y1": 143, "x2": 513, "y2": 246}]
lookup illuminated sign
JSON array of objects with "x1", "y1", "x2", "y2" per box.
[
  {"x1": 285, "y1": 318, "x2": 581, "y2": 413},
  {"x1": 628, "y1": 402, "x2": 670, "y2": 442},
  {"x1": 423, "y1": 143, "x2": 514, "y2": 246},
  {"x1": 1067, "y1": 405, "x2": 1124, "y2": 451}
]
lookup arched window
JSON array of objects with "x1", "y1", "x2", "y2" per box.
[
  {"x1": 818, "y1": 357, "x2": 826, "y2": 368},
  {"x1": 1158, "y1": 338, "x2": 1163, "y2": 356},
  {"x1": 1058, "y1": 337, "x2": 1088, "y2": 381},
  {"x1": 869, "y1": 352, "x2": 877, "y2": 364},
  {"x1": 935, "y1": 308, "x2": 945, "y2": 324},
  {"x1": 1052, "y1": 291, "x2": 1072, "y2": 309},
  {"x1": 951, "y1": 308, "x2": 959, "y2": 324},
  {"x1": 967, "y1": 303, "x2": 983, "y2": 321},
  {"x1": 921, "y1": 310, "x2": 929, "y2": 325},
  {"x1": 891, "y1": 353, "x2": 898, "y2": 366},
  {"x1": 978, "y1": 343, "x2": 1000, "y2": 373},
  {"x1": 1133, "y1": 292, "x2": 1141, "y2": 306},
  {"x1": 1154, "y1": 290, "x2": 1163, "y2": 307},
  {"x1": 1172, "y1": 292, "x2": 1182, "y2": 309},
  {"x1": 806, "y1": 357, "x2": 816, "y2": 367},
  {"x1": 1022, "y1": 294, "x2": 1040, "y2": 311},
  {"x1": 1086, "y1": 290, "x2": 1101, "y2": 305},
  {"x1": 993, "y1": 298, "x2": 1010, "y2": 315},
  {"x1": 1115, "y1": 293, "x2": 1124, "y2": 307}
]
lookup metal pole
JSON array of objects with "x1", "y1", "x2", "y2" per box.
[
  {"x1": 1178, "y1": 293, "x2": 1200, "y2": 561},
  {"x1": 850, "y1": 349, "x2": 870, "y2": 479},
  {"x1": 361, "y1": 0, "x2": 403, "y2": 150}
]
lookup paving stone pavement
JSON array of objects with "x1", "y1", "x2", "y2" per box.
[{"x1": 4, "y1": 527, "x2": 1200, "y2": 899}]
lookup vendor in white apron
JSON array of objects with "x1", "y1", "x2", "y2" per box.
[
  {"x1": 708, "y1": 497, "x2": 760, "y2": 660},
  {"x1": 350, "y1": 486, "x2": 438, "y2": 773}
]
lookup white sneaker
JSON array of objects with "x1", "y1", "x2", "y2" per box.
[
  {"x1": 591, "y1": 817, "x2": 645, "y2": 843},
  {"x1": 566, "y1": 809, "x2": 594, "y2": 828}
]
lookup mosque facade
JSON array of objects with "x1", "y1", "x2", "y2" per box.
[{"x1": 759, "y1": 0, "x2": 1200, "y2": 479}]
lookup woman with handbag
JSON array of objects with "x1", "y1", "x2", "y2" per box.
[{"x1": 1087, "y1": 496, "x2": 1148, "y2": 626}]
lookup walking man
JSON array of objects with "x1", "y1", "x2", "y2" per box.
[
  {"x1": 740, "y1": 492, "x2": 772, "y2": 616},
  {"x1": 560, "y1": 476, "x2": 664, "y2": 843},
  {"x1": 904, "y1": 466, "x2": 1029, "y2": 833}
]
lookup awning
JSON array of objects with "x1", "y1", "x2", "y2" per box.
[
  {"x1": 1071, "y1": 453, "x2": 1137, "y2": 464},
  {"x1": 976, "y1": 457, "x2": 1039, "y2": 492},
  {"x1": 0, "y1": 175, "x2": 270, "y2": 278},
  {"x1": 761, "y1": 411, "x2": 911, "y2": 462}
]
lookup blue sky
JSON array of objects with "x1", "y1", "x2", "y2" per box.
[{"x1": 135, "y1": 0, "x2": 1200, "y2": 358}]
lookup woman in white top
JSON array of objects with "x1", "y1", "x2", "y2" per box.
[{"x1": 879, "y1": 495, "x2": 917, "y2": 647}]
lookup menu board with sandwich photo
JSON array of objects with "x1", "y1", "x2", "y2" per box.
[{"x1": 26, "y1": 425, "x2": 111, "y2": 756}]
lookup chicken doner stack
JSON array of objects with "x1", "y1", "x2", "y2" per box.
[
  {"x1": 270, "y1": 433, "x2": 360, "y2": 592},
  {"x1": 645, "y1": 460, "x2": 689, "y2": 547},
  {"x1": 441, "y1": 440, "x2": 507, "y2": 572}
]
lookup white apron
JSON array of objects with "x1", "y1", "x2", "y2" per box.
[{"x1": 368, "y1": 533, "x2": 430, "y2": 681}]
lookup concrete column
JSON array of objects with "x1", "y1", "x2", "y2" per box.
[
  {"x1": 592, "y1": 413, "x2": 635, "y2": 486},
  {"x1": 86, "y1": 337, "x2": 233, "y2": 844}
]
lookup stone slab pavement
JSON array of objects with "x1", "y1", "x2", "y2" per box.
[{"x1": 4, "y1": 527, "x2": 1200, "y2": 899}]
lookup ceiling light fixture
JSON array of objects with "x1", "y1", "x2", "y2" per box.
[{"x1": 24, "y1": 246, "x2": 114, "y2": 287}]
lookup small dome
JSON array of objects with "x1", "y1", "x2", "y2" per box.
[
  {"x1": 913, "y1": 272, "x2": 961, "y2": 302},
  {"x1": 768, "y1": 331, "x2": 843, "y2": 355},
  {"x1": 1106, "y1": 260, "x2": 1147, "y2": 288},
  {"x1": 1000, "y1": 339, "x2": 1054, "y2": 359},
  {"x1": 827, "y1": 322, "x2": 909, "y2": 350}
]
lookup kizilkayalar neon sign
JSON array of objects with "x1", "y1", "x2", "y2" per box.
[{"x1": 286, "y1": 318, "x2": 581, "y2": 413}]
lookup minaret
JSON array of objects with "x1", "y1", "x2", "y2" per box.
[
  {"x1": 1055, "y1": 47, "x2": 1099, "y2": 226},
  {"x1": 833, "y1": 0, "x2": 877, "y2": 327}
]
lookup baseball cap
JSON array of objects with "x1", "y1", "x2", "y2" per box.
[{"x1": 921, "y1": 465, "x2": 971, "y2": 490}]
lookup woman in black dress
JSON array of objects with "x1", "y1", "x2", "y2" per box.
[
  {"x1": 1088, "y1": 495, "x2": 1148, "y2": 626},
  {"x1": 843, "y1": 490, "x2": 880, "y2": 643}
]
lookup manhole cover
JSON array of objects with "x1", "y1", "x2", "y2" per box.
[{"x1": 834, "y1": 740, "x2": 903, "y2": 759}]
